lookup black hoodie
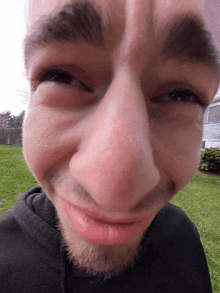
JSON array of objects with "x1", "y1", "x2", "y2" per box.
[{"x1": 0, "y1": 187, "x2": 212, "y2": 293}]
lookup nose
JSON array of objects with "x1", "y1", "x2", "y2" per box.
[{"x1": 69, "y1": 69, "x2": 160, "y2": 211}]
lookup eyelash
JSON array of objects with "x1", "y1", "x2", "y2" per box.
[
  {"x1": 33, "y1": 69, "x2": 93, "y2": 93},
  {"x1": 153, "y1": 89, "x2": 202, "y2": 105},
  {"x1": 33, "y1": 69, "x2": 202, "y2": 105}
]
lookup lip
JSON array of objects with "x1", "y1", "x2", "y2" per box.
[{"x1": 61, "y1": 198, "x2": 153, "y2": 245}]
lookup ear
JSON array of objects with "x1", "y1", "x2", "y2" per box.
[{"x1": 202, "y1": 0, "x2": 220, "y2": 52}]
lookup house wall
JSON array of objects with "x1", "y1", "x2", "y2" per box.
[
  {"x1": 202, "y1": 88, "x2": 220, "y2": 149},
  {"x1": 203, "y1": 123, "x2": 220, "y2": 148}
]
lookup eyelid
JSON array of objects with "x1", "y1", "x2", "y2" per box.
[
  {"x1": 30, "y1": 66, "x2": 94, "y2": 93},
  {"x1": 148, "y1": 81, "x2": 209, "y2": 106},
  {"x1": 152, "y1": 89, "x2": 201, "y2": 104}
]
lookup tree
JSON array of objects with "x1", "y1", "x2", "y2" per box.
[
  {"x1": 15, "y1": 110, "x2": 25, "y2": 128},
  {"x1": 0, "y1": 110, "x2": 25, "y2": 129},
  {"x1": 17, "y1": 87, "x2": 29, "y2": 105},
  {"x1": 0, "y1": 111, "x2": 12, "y2": 128},
  {"x1": 17, "y1": 71, "x2": 29, "y2": 105}
]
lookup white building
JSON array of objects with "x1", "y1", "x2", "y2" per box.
[{"x1": 202, "y1": 86, "x2": 220, "y2": 149}]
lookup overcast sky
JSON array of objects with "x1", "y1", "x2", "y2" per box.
[{"x1": 1, "y1": 0, "x2": 28, "y2": 116}]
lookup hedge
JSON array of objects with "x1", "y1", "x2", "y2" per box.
[{"x1": 199, "y1": 147, "x2": 220, "y2": 173}]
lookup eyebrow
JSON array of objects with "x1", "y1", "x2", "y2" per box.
[
  {"x1": 24, "y1": 3, "x2": 220, "y2": 75},
  {"x1": 162, "y1": 16, "x2": 220, "y2": 74},
  {"x1": 23, "y1": 1, "x2": 104, "y2": 66}
]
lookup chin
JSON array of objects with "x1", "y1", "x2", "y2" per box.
[{"x1": 57, "y1": 216, "x2": 144, "y2": 277}]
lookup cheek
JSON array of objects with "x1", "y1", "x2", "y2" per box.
[
  {"x1": 151, "y1": 107, "x2": 203, "y2": 193},
  {"x1": 22, "y1": 107, "x2": 81, "y2": 184},
  {"x1": 162, "y1": 141, "x2": 201, "y2": 193},
  {"x1": 23, "y1": 110, "x2": 60, "y2": 183}
]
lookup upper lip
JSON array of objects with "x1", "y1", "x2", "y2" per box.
[{"x1": 63, "y1": 198, "x2": 152, "y2": 224}]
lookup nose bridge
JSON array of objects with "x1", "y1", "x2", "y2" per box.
[
  {"x1": 125, "y1": 0, "x2": 154, "y2": 41},
  {"x1": 120, "y1": 0, "x2": 155, "y2": 69},
  {"x1": 99, "y1": 70, "x2": 148, "y2": 145},
  {"x1": 87, "y1": 69, "x2": 153, "y2": 170},
  {"x1": 70, "y1": 69, "x2": 160, "y2": 211}
]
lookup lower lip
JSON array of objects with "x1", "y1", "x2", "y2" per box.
[{"x1": 61, "y1": 200, "x2": 150, "y2": 245}]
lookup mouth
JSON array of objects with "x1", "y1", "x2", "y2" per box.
[{"x1": 61, "y1": 198, "x2": 153, "y2": 245}]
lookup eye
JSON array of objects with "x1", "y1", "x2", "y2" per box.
[
  {"x1": 33, "y1": 69, "x2": 93, "y2": 93},
  {"x1": 50, "y1": 72, "x2": 73, "y2": 84},
  {"x1": 153, "y1": 90, "x2": 201, "y2": 104}
]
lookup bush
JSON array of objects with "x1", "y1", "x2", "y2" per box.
[{"x1": 199, "y1": 147, "x2": 220, "y2": 173}]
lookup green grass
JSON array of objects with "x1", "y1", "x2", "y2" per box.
[
  {"x1": 0, "y1": 145, "x2": 219, "y2": 291},
  {"x1": 170, "y1": 172, "x2": 220, "y2": 293},
  {"x1": 0, "y1": 144, "x2": 37, "y2": 213}
]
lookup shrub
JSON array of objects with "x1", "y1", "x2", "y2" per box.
[{"x1": 199, "y1": 147, "x2": 220, "y2": 173}]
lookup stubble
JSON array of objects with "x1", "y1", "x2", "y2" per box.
[{"x1": 57, "y1": 216, "x2": 144, "y2": 277}]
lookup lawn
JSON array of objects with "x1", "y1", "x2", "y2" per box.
[
  {"x1": 170, "y1": 172, "x2": 220, "y2": 293},
  {"x1": 0, "y1": 145, "x2": 219, "y2": 292},
  {"x1": 0, "y1": 145, "x2": 37, "y2": 213}
]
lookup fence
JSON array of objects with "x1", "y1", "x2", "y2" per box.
[{"x1": 0, "y1": 128, "x2": 22, "y2": 146}]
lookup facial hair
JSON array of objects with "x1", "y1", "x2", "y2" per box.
[
  {"x1": 57, "y1": 216, "x2": 144, "y2": 277},
  {"x1": 45, "y1": 171, "x2": 175, "y2": 277}
]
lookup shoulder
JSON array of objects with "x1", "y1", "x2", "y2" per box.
[
  {"x1": 157, "y1": 202, "x2": 193, "y2": 222},
  {"x1": 151, "y1": 203, "x2": 200, "y2": 240},
  {"x1": 0, "y1": 190, "x2": 63, "y2": 293},
  {"x1": 141, "y1": 203, "x2": 204, "y2": 258},
  {"x1": 138, "y1": 204, "x2": 212, "y2": 292},
  {"x1": 0, "y1": 210, "x2": 27, "y2": 269},
  {"x1": 0, "y1": 210, "x2": 21, "y2": 236},
  {"x1": 142, "y1": 203, "x2": 207, "y2": 273},
  {"x1": 0, "y1": 208, "x2": 33, "y2": 263}
]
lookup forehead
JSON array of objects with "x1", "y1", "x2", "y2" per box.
[
  {"x1": 27, "y1": 0, "x2": 203, "y2": 29},
  {"x1": 27, "y1": 0, "x2": 220, "y2": 48},
  {"x1": 202, "y1": 0, "x2": 220, "y2": 50},
  {"x1": 27, "y1": 0, "x2": 65, "y2": 27},
  {"x1": 27, "y1": 0, "x2": 122, "y2": 28},
  {"x1": 24, "y1": 0, "x2": 220, "y2": 80}
]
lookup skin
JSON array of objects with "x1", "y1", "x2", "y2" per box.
[{"x1": 23, "y1": 0, "x2": 220, "y2": 276}]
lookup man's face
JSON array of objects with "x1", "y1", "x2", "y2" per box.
[{"x1": 23, "y1": 0, "x2": 219, "y2": 276}]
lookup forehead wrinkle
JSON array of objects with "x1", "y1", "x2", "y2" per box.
[{"x1": 109, "y1": 1, "x2": 156, "y2": 72}]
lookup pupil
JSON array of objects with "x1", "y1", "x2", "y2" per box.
[
  {"x1": 171, "y1": 91, "x2": 190, "y2": 101},
  {"x1": 51, "y1": 73, "x2": 72, "y2": 84}
]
